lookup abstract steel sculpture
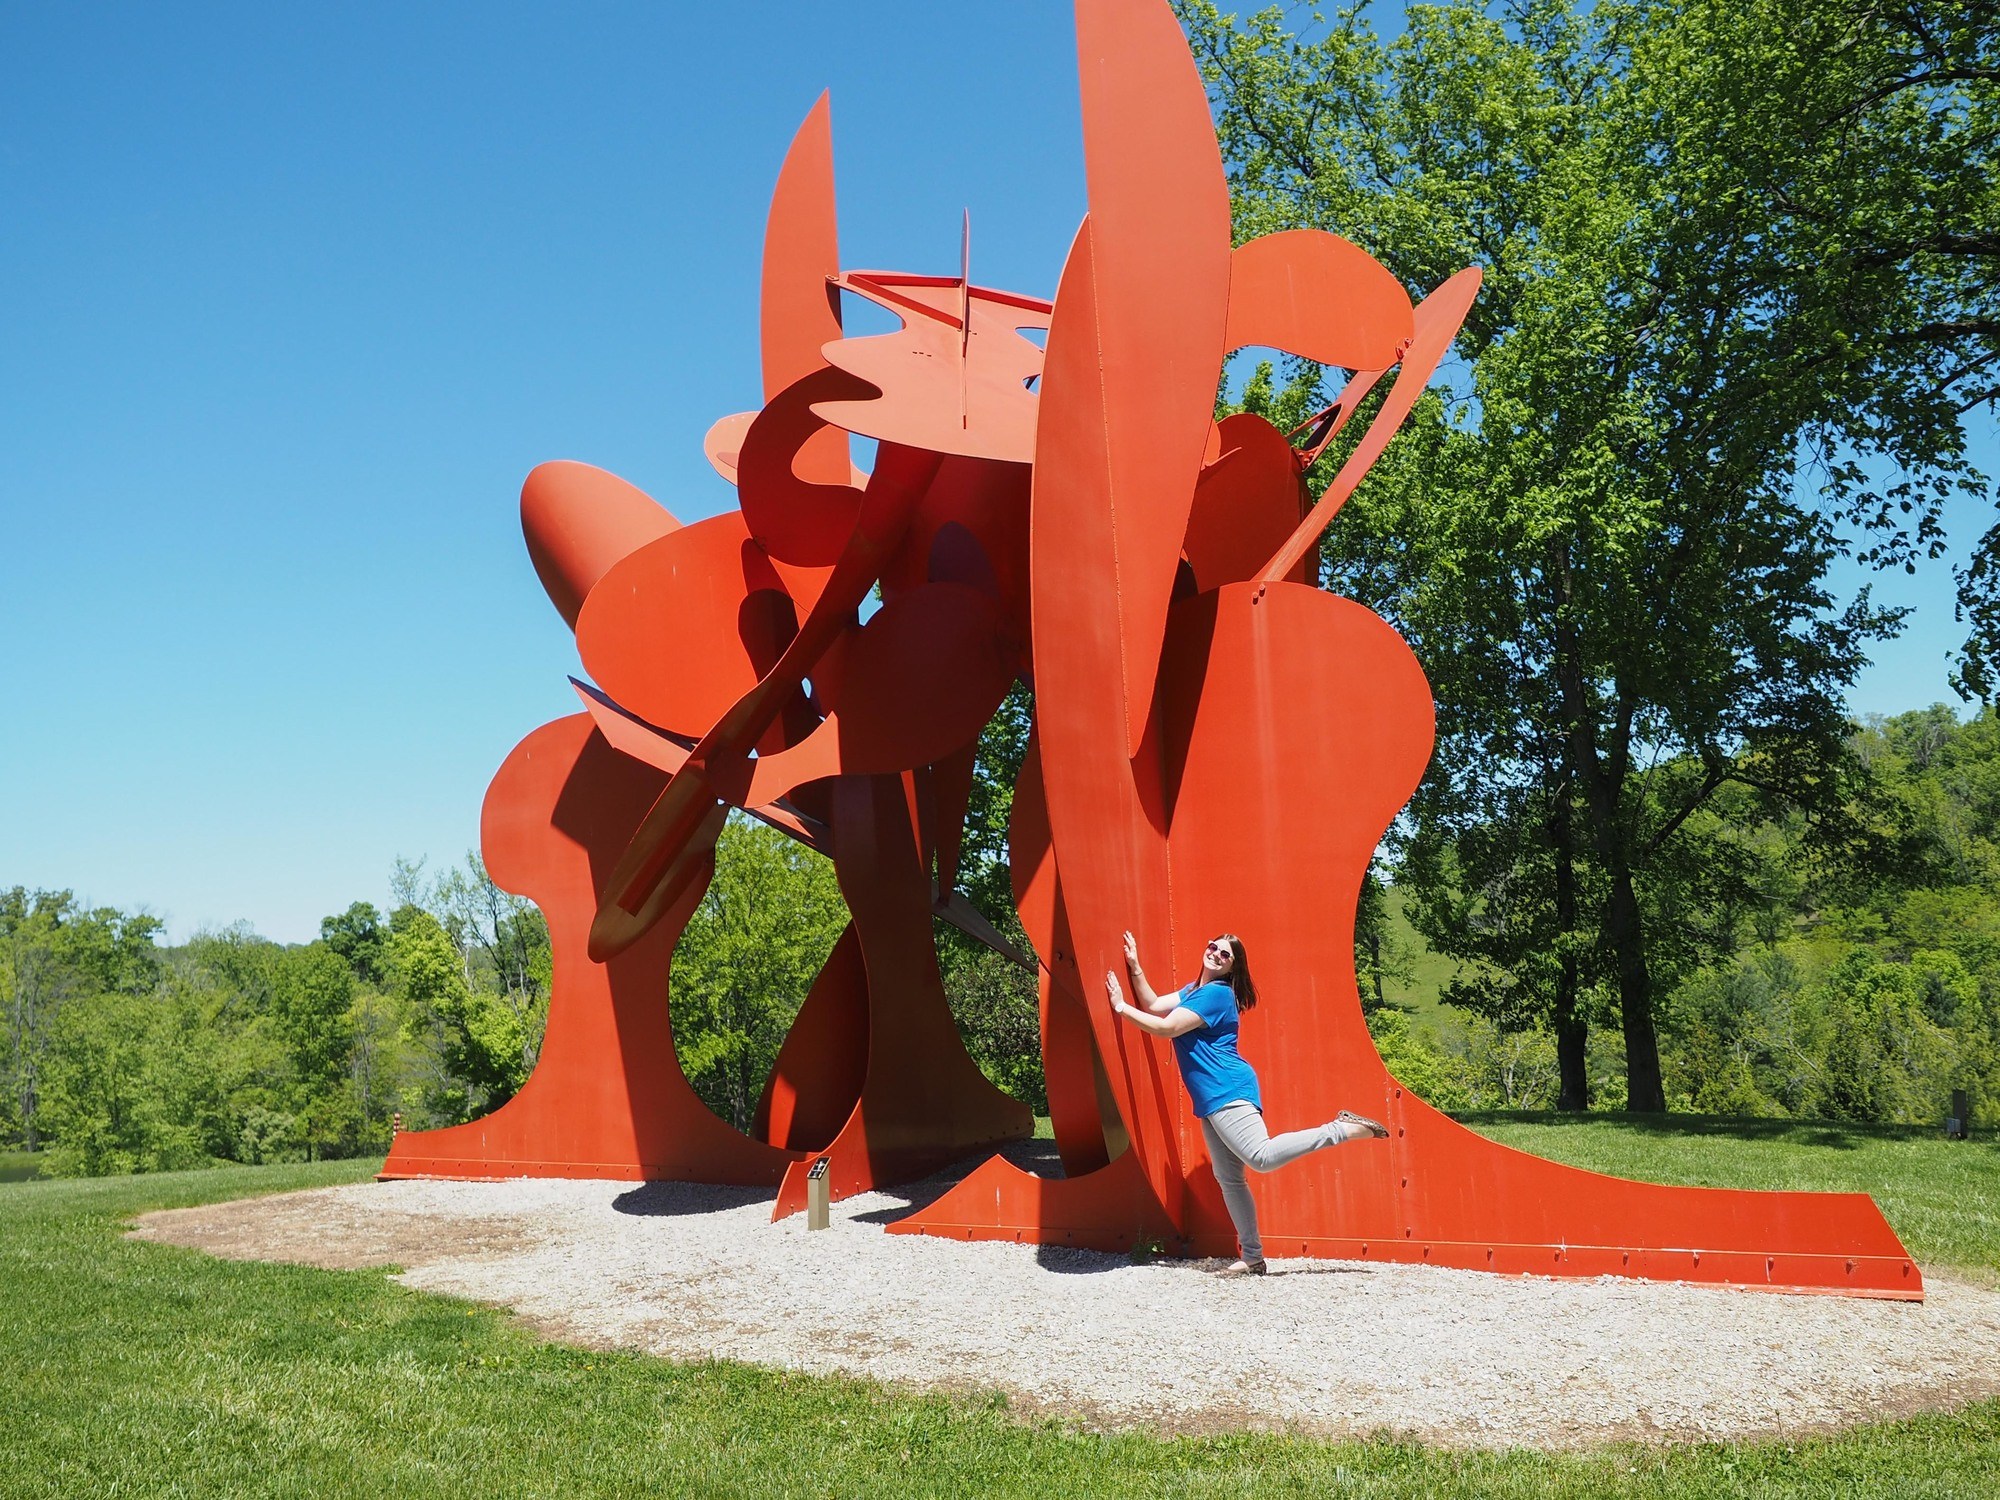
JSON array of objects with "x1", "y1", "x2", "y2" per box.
[{"x1": 383, "y1": 0, "x2": 1922, "y2": 1300}]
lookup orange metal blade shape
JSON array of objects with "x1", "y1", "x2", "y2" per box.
[
  {"x1": 1182, "y1": 412, "x2": 1309, "y2": 591},
  {"x1": 588, "y1": 444, "x2": 941, "y2": 959},
  {"x1": 1261, "y1": 266, "x2": 1482, "y2": 583},
  {"x1": 1073, "y1": 0, "x2": 1234, "y2": 757},
  {"x1": 1224, "y1": 229, "x2": 1413, "y2": 370},
  {"x1": 1153, "y1": 580, "x2": 1918, "y2": 1297},
  {"x1": 1030, "y1": 218, "x2": 1185, "y2": 1220},
  {"x1": 380, "y1": 715, "x2": 796, "y2": 1185},
  {"x1": 520, "y1": 462, "x2": 680, "y2": 630},
  {"x1": 762, "y1": 92, "x2": 848, "y2": 487}
]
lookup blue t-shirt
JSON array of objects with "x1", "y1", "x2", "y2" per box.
[{"x1": 1172, "y1": 981, "x2": 1262, "y2": 1117}]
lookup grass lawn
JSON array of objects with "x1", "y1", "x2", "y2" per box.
[
  {"x1": 1377, "y1": 884, "x2": 1489, "y2": 1037},
  {"x1": 3, "y1": 1127, "x2": 1998, "y2": 1498},
  {"x1": 1465, "y1": 1112, "x2": 2000, "y2": 1278}
]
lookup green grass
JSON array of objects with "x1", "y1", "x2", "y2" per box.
[
  {"x1": 0, "y1": 1150, "x2": 42, "y2": 1184},
  {"x1": 1377, "y1": 886, "x2": 1464, "y2": 1032},
  {"x1": 3, "y1": 1133, "x2": 1999, "y2": 1498},
  {"x1": 1465, "y1": 1111, "x2": 2000, "y2": 1277}
]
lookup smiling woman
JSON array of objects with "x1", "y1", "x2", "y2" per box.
[{"x1": 1105, "y1": 928, "x2": 1388, "y2": 1275}]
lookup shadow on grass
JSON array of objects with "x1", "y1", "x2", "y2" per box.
[{"x1": 1453, "y1": 1109, "x2": 1946, "y2": 1151}]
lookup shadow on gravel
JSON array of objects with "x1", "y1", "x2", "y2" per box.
[
  {"x1": 846, "y1": 1138, "x2": 1064, "y2": 1227},
  {"x1": 1034, "y1": 1244, "x2": 1124, "y2": 1274},
  {"x1": 837, "y1": 1137, "x2": 1142, "y2": 1276},
  {"x1": 611, "y1": 1182, "x2": 777, "y2": 1218},
  {"x1": 1454, "y1": 1110, "x2": 1937, "y2": 1152}
]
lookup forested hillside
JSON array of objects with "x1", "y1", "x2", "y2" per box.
[
  {"x1": 1368, "y1": 706, "x2": 2000, "y2": 1125},
  {"x1": 0, "y1": 814, "x2": 1040, "y2": 1176},
  {"x1": 3, "y1": 704, "x2": 1992, "y2": 1178},
  {"x1": 0, "y1": 859, "x2": 553, "y2": 1175}
]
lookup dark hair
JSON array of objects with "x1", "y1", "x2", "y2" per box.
[{"x1": 1217, "y1": 932, "x2": 1258, "y2": 1011}]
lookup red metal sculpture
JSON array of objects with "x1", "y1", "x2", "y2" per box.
[{"x1": 384, "y1": 0, "x2": 1921, "y2": 1300}]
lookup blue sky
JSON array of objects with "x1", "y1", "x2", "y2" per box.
[{"x1": 0, "y1": 2, "x2": 1979, "y2": 944}]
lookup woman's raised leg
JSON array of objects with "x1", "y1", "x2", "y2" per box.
[{"x1": 1206, "y1": 1100, "x2": 1367, "y2": 1174}]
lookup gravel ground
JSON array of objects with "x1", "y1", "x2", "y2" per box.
[{"x1": 131, "y1": 1168, "x2": 2000, "y2": 1450}]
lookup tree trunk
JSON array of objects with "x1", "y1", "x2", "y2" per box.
[
  {"x1": 1550, "y1": 791, "x2": 1589, "y2": 1111},
  {"x1": 1603, "y1": 867, "x2": 1666, "y2": 1111},
  {"x1": 1549, "y1": 545, "x2": 1665, "y2": 1112}
]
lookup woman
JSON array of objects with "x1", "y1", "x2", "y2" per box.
[{"x1": 1105, "y1": 930, "x2": 1387, "y2": 1275}]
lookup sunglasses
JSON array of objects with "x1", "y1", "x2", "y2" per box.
[{"x1": 1205, "y1": 939, "x2": 1232, "y2": 955}]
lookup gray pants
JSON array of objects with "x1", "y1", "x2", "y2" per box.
[{"x1": 1200, "y1": 1101, "x2": 1356, "y2": 1264}]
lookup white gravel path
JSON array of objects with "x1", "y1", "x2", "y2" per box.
[{"x1": 132, "y1": 1171, "x2": 2000, "y2": 1450}]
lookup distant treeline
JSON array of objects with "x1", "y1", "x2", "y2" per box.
[
  {"x1": 0, "y1": 815, "x2": 1041, "y2": 1176},
  {"x1": 3, "y1": 703, "x2": 1993, "y2": 1176},
  {"x1": 1367, "y1": 706, "x2": 2000, "y2": 1126},
  {"x1": 0, "y1": 858, "x2": 554, "y2": 1175}
]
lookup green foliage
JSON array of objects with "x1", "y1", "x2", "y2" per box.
[
  {"x1": 319, "y1": 901, "x2": 387, "y2": 987},
  {"x1": 1180, "y1": 0, "x2": 1997, "y2": 1111},
  {"x1": 957, "y1": 681, "x2": 1034, "y2": 929},
  {"x1": 929, "y1": 680, "x2": 1049, "y2": 1112},
  {"x1": 941, "y1": 949, "x2": 1047, "y2": 1115},
  {"x1": 669, "y1": 818, "x2": 849, "y2": 1132},
  {"x1": 0, "y1": 853, "x2": 563, "y2": 1173},
  {"x1": 1367, "y1": 1008, "x2": 1470, "y2": 1112},
  {"x1": 1, "y1": 888, "x2": 163, "y2": 1151},
  {"x1": 272, "y1": 944, "x2": 355, "y2": 1094},
  {"x1": 386, "y1": 904, "x2": 528, "y2": 1126},
  {"x1": 392, "y1": 853, "x2": 552, "y2": 1084},
  {"x1": 1374, "y1": 705, "x2": 2000, "y2": 1128},
  {"x1": 1652, "y1": 706, "x2": 2000, "y2": 1125}
]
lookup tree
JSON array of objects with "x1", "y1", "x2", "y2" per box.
[
  {"x1": 387, "y1": 905, "x2": 522, "y2": 1125},
  {"x1": 319, "y1": 901, "x2": 388, "y2": 988},
  {"x1": 271, "y1": 943, "x2": 355, "y2": 1093},
  {"x1": 391, "y1": 855, "x2": 551, "y2": 1079},
  {"x1": 1174, "y1": 0, "x2": 1961, "y2": 1108},
  {"x1": 1, "y1": 889, "x2": 161, "y2": 1150},
  {"x1": 932, "y1": 681, "x2": 1051, "y2": 1108},
  {"x1": 955, "y1": 681, "x2": 1034, "y2": 930},
  {"x1": 668, "y1": 818, "x2": 849, "y2": 1132},
  {"x1": 1631, "y1": 1, "x2": 1998, "y2": 694},
  {"x1": 37, "y1": 989, "x2": 152, "y2": 1176},
  {"x1": 269, "y1": 941, "x2": 359, "y2": 1157}
]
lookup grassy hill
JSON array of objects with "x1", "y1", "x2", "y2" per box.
[{"x1": 1376, "y1": 884, "x2": 1466, "y2": 1035}]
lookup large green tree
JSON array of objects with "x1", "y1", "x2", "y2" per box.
[
  {"x1": 668, "y1": 818, "x2": 849, "y2": 1132},
  {"x1": 1177, "y1": 0, "x2": 1993, "y2": 1108},
  {"x1": 319, "y1": 901, "x2": 387, "y2": 988}
]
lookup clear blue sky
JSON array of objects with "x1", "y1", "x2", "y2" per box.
[{"x1": 0, "y1": 2, "x2": 1978, "y2": 944}]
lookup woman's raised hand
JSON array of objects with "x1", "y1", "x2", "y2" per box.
[
  {"x1": 1121, "y1": 930, "x2": 1140, "y2": 970},
  {"x1": 1104, "y1": 970, "x2": 1126, "y2": 1014}
]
